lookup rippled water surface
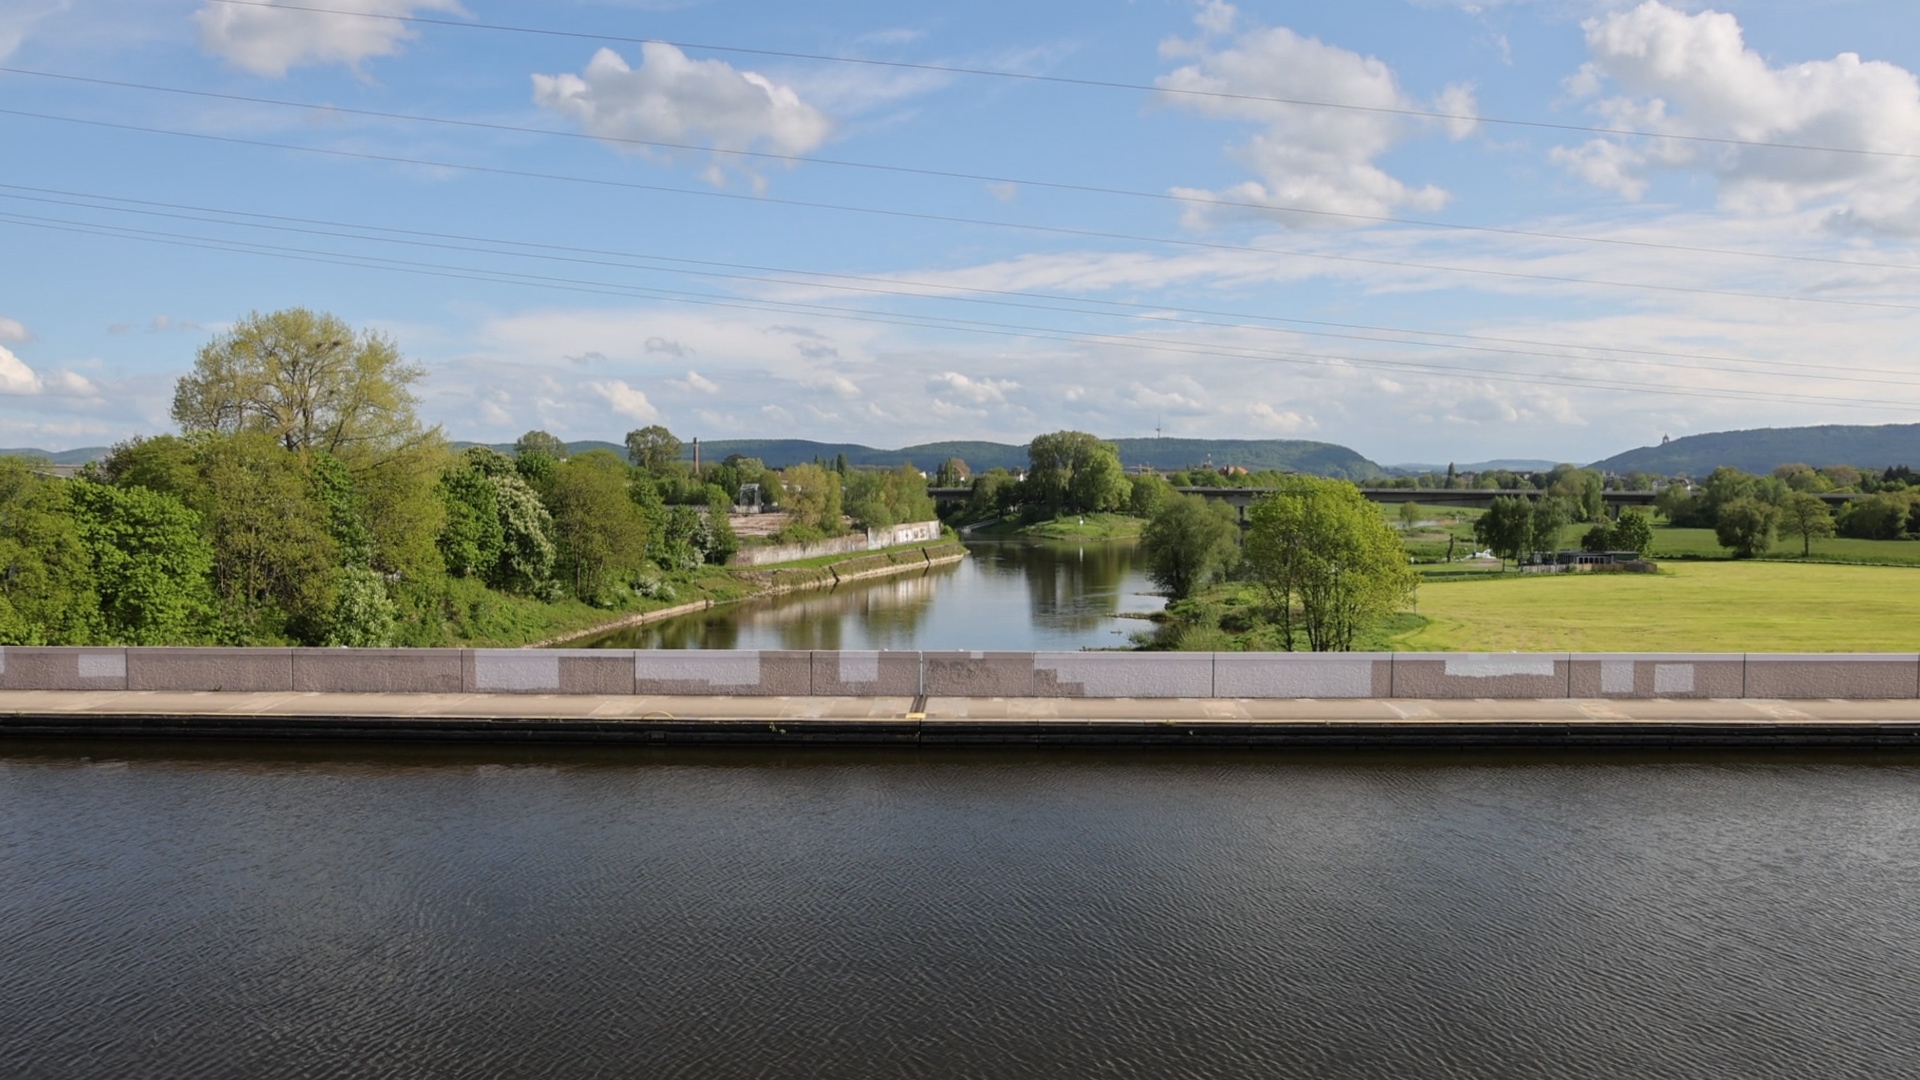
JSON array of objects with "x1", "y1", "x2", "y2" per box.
[
  {"x1": 576, "y1": 540, "x2": 1164, "y2": 650},
  {"x1": 5, "y1": 745, "x2": 1920, "y2": 1079}
]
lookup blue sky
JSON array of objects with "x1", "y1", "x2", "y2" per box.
[{"x1": 4, "y1": 0, "x2": 1920, "y2": 465}]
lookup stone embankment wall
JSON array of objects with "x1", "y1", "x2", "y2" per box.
[
  {"x1": 728, "y1": 521, "x2": 944, "y2": 567},
  {"x1": 3, "y1": 647, "x2": 1918, "y2": 699}
]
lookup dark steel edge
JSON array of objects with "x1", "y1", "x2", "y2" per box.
[{"x1": 6, "y1": 713, "x2": 1920, "y2": 748}]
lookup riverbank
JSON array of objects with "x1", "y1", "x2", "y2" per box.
[
  {"x1": 534, "y1": 540, "x2": 967, "y2": 647},
  {"x1": 7, "y1": 691, "x2": 1920, "y2": 747},
  {"x1": 965, "y1": 513, "x2": 1144, "y2": 541}
]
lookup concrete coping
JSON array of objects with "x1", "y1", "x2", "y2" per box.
[{"x1": 2, "y1": 648, "x2": 1919, "y2": 699}]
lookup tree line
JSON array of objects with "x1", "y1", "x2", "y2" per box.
[{"x1": 0, "y1": 309, "x2": 936, "y2": 647}]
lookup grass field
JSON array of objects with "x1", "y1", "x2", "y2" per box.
[
  {"x1": 1649, "y1": 526, "x2": 1920, "y2": 565},
  {"x1": 1392, "y1": 561, "x2": 1920, "y2": 652}
]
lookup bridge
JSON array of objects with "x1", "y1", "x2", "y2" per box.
[{"x1": 929, "y1": 486, "x2": 1859, "y2": 520}]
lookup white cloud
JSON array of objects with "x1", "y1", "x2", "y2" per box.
[
  {"x1": 929, "y1": 371, "x2": 1018, "y2": 405},
  {"x1": 0, "y1": 346, "x2": 40, "y2": 394},
  {"x1": 533, "y1": 44, "x2": 832, "y2": 175},
  {"x1": 672, "y1": 369, "x2": 720, "y2": 394},
  {"x1": 1157, "y1": 3, "x2": 1476, "y2": 226},
  {"x1": 1246, "y1": 403, "x2": 1317, "y2": 434},
  {"x1": 0, "y1": 346, "x2": 93, "y2": 397},
  {"x1": 811, "y1": 373, "x2": 862, "y2": 399},
  {"x1": 589, "y1": 379, "x2": 659, "y2": 421},
  {"x1": 196, "y1": 0, "x2": 465, "y2": 78},
  {"x1": 0, "y1": 316, "x2": 29, "y2": 343},
  {"x1": 1555, "y1": 2, "x2": 1920, "y2": 233}
]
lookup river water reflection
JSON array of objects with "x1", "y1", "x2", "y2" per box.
[
  {"x1": 577, "y1": 540, "x2": 1165, "y2": 651},
  {"x1": 5, "y1": 744, "x2": 1919, "y2": 1079}
]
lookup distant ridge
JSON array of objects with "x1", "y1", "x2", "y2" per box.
[
  {"x1": 1387, "y1": 459, "x2": 1559, "y2": 475},
  {"x1": 670, "y1": 437, "x2": 1381, "y2": 479},
  {"x1": 0, "y1": 446, "x2": 109, "y2": 465},
  {"x1": 451, "y1": 436, "x2": 1384, "y2": 478},
  {"x1": 1589, "y1": 424, "x2": 1920, "y2": 476}
]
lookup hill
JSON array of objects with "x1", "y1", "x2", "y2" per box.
[
  {"x1": 1589, "y1": 424, "x2": 1920, "y2": 476},
  {"x1": 0, "y1": 446, "x2": 109, "y2": 465},
  {"x1": 664, "y1": 437, "x2": 1382, "y2": 479}
]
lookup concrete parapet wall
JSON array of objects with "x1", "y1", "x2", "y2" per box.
[
  {"x1": 1215, "y1": 654, "x2": 1391, "y2": 698},
  {"x1": 1743, "y1": 654, "x2": 1919, "y2": 700},
  {"x1": 633, "y1": 650, "x2": 811, "y2": 696},
  {"x1": 1390, "y1": 654, "x2": 1573, "y2": 699},
  {"x1": 811, "y1": 651, "x2": 921, "y2": 696},
  {"x1": 1034, "y1": 653, "x2": 1214, "y2": 698},
  {"x1": 293, "y1": 648, "x2": 463, "y2": 694},
  {"x1": 1567, "y1": 654, "x2": 1744, "y2": 699},
  {"x1": 129, "y1": 648, "x2": 293, "y2": 692},
  {"x1": 8, "y1": 648, "x2": 1920, "y2": 699},
  {"x1": 0, "y1": 646, "x2": 129, "y2": 691}
]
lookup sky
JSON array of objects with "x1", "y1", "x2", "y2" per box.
[{"x1": 4, "y1": 0, "x2": 1920, "y2": 466}]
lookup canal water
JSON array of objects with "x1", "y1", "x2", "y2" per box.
[
  {"x1": 4, "y1": 744, "x2": 1918, "y2": 1079},
  {"x1": 576, "y1": 540, "x2": 1165, "y2": 651}
]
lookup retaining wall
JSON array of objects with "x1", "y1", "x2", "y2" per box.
[
  {"x1": 727, "y1": 520, "x2": 945, "y2": 567},
  {"x1": 6, "y1": 647, "x2": 1920, "y2": 699}
]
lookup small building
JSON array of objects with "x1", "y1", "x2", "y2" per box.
[{"x1": 1522, "y1": 550, "x2": 1658, "y2": 573}]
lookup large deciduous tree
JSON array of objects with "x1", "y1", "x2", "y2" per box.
[
  {"x1": 545, "y1": 451, "x2": 649, "y2": 603},
  {"x1": 779, "y1": 463, "x2": 844, "y2": 538},
  {"x1": 173, "y1": 309, "x2": 432, "y2": 460},
  {"x1": 1243, "y1": 477, "x2": 1416, "y2": 651},
  {"x1": 1715, "y1": 497, "x2": 1779, "y2": 558},
  {"x1": 1025, "y1": 431, "x2": 1130, "y2": 515},
  {"x1": 1140, "y1": 494, "x2": 1240, "y2": 600},
  {"x1": 1779, "y1": 492, "x2": 1835, "y2": 556},
  {"x1": 624, "y1": 426, "x2": 682, "y2": 474}
]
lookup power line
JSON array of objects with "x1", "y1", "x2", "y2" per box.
[
  {"x1": 4, "y1": 182, "x2": 1913, "y2": 389},
  {"x1": 6, "y1": 65, "x2": 1918, "y2": 276},
  {"x1": 3, "y1": 208, "x2": 1913, "y2": 413},
  {"x1": 198, "y1": 0, "x2": 1920, "y2": 162},
  {"x1": 7, "y1": 106, "x2": 1919, "y2": 314}
]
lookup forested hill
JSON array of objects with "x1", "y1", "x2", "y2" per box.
[
  {"x1": 0, "y1": 446, "x2": 108, "y2": 465},
  {"x1": 661, "y1": 437, "x2": 1385, "y2": 479},
  {"x1": 1589, "y1": 424, "x2": 1920, "y2": 475}
]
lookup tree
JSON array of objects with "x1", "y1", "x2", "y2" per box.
[
  {"x1": 546, "y1": 451, "x2": 649, "y2": 603},
  {"x1": 1397, "y1": 501, "x2": 1421, "y2": 530},
  {"x1": 1837, "y1": 492, "x2": 1916, "y2": 541},
  {"x1": 1611, "y1": 509, "x2": 1655, "y2": 557},
  {"x1": 173, "y1": 309, "x2": 431, "y2": 460},
  {"x1": 934, "y1": 458, "x2": 970, "y2": 487},
  {"x1": 1026, "y1": 431, "x2": 1128, "y2": 514},
  {"x1": 1779, "y1": 492, "x2": 1835, "y2": 556},
  {"x1": 1715, "y1": 497, "x2": 1778, "y2": 558},
  {"x1": 1580, "y1": 520, "x2": 1616, "y2": 553},
  {"x1": 198, "y1": 433, "x2": 341, "y2": 642},
  {"x1": 779, "y1": 463, "x2": 844, "y2": 538},
  {"x1": 1473, "y1": 496, "x2": 1534, "y2": 569},
  {"x1": 67, "y1": 480, "x2": 213, "y2": 645},
  {"x1": 845, "y1": 464, "x2": 935, "y2": 530},
  {"x1": 1531, "y1": 496, "x2": 1571, "y2": 555},
  {"x1": 0, "y1": 459, "x2": 99, "y2": 644},
  {"x1": 624, "y1": 426, "x2": 682, "y2": 474},
  {"x1": 1243, "y1": 477, "x2": 1417, "y2": 652},
  {"x1": 1128, "y1": 473, "x2": 1172, "y2": 518},
  {"x1": 1140, "y1": 494, "x2": 1240, "y2": 600},
  {"x1": 514, "y1": 430, "x2": 568, "y2": 461}
]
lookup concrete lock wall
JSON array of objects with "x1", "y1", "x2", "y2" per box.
[
  {"x1": 726, "y1": 520, "x2": 945, "y2": 567},
  {"x1": 5, "y1": 647, "x2": 1920, "y2": 699}
]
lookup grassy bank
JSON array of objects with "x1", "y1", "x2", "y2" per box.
[
  {"x1": 536, "y1": 541, "x2": 966, "y2": 646},
  {"x1": 970, "y1": 513, "x2": 1144, "y2": 540},
  {"x1": 1149, "y1": 561, "x2": 1920, "y2": 654},
  {"x1": 1395, "y1": 561, "x2": 1920, "y2": 652}
]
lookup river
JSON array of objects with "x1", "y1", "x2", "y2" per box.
[
  {"x1": 4, "y1": 744, "x2": 1918, "y2": 1078},
  {"x1": 575, "y1": 539, "x2": 1166, "y2": 651}
]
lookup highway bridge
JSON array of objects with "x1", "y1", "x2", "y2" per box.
[{"x1": 929, "y1": 486, "x2": 1859, "y2": 520}]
